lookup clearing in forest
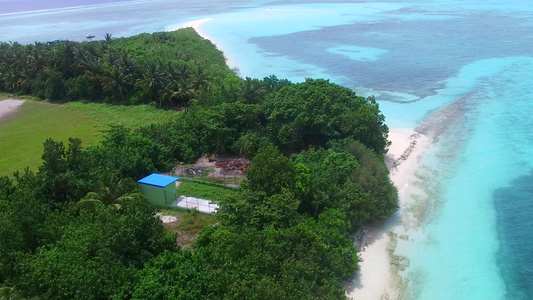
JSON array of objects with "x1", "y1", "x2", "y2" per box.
[{"x1": 0, "y1": 100, "x2": 179, "y2": 177}]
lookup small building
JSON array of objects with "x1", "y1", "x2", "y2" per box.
[{"x1": 137, "y1": 173, "x2": 179, "y2": 207}]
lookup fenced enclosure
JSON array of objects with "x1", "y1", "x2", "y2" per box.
[{"x1": 172, "y1": 196, "x2": 219, "y2": 214}]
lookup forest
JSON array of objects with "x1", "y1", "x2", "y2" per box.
[
  {"x1": 0, "y1": 29, "x2": 397, "y2": 299},
  {"x1": 0, "y1": 29, "x2": 232, "y2": 107}
]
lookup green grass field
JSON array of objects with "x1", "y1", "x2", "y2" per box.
[
  {"x1": 176, "y1": 182, "x2": 237, "y2": 202},
  {"x1": 0, "y1": 100, "x2": 180, "y2": 177}
]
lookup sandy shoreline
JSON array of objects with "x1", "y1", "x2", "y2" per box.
[
  {"x1": 0, "y1": 99, "x2": 25, "y2": 122},
  {"x1": 345, "y1": 128, "x2": 433, "y2": 299},
  {"x1": 167, "y1": 18, "x2": 238, "y2": 71},
  {"x1": 346, "y1": 92, "x2": 470, "y2": 299},
  {"x1": 169, "y1": 19, "x2": 445, "y2": 299},
  {"x1": 167, "y1": 18, "x2": 213, "y2": 39}
]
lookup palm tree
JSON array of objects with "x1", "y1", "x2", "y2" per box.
[
  {"x1": 72, "y1": 45, "x2": 88, "y2": 75},
  {"x1": 138, "y1": 63, "x2": 164, "y2": 101},
  {"x1": 104, "y1": 33, "x2": 113, "y2": 45},
  {"x1": 27, "y1": 43, "x2": 47, "y2": 73},
  {"x1": 191, "y1": 67, "x2": 211, "y2": 91},
  {"x1": 18, "y1": 66, "x2": 34, "y2": 93},
  {"x1": 173, "y1": 79, "x2": 196, "y2": 108},
  {"x1": 242, "y1": 77, "x2": 266, "y2": 104},
  {"x1": 83, "y1": 57, "x2": 102, "y2": 83},
  {"x1": 118, "y1": 50, "x2": 137, "y2": 76},
  {"x1": 8, "y1": 43, "x2": 25, "y2": 75},
  {"x1": 2, "y1": 69, "x2": 20, "y2": 92},
  {"x1": 175, "y1": 63, "x2": 192, "y2": 81},
  {"x1": 173, "y1": 49, "x2": 187, "y2": 60},
  {"x1": 101, "y1": 49, "x2": 118, "y2": 68},
  {"x1": 86, "y1": 41, "x2": 104, "y2": 58},
  {"x1": 100, "y1": 67, "x2": 132, "y2": 102},
  {"x1": 53, "y1": 41, "x2": 76, "y2": 76},
  {"x1": 78, "y1": 171, "x2": 138, "y2": 209},
  {"x1": 158, "y1": 80, "x2": 176, "y2": 108},
  {"x1": 157, "y1": 60, "x2": 175, "y2": 80}
]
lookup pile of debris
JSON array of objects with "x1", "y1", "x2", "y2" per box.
[
  {"x1": 215, "y1": 159, "x2": 250, "y2": 175},
  {"x1": 173, "y1": 155, "x2": 250, "y2": 180},
  {"x1": 184, "y1": 166, "x2": 205, "y2": 176}
]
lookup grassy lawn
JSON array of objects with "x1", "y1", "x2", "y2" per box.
[
  {"x1": 177, "y1": 181, "x2": 237, "y2": 202},
  {"x1": 158, "y1": 207, "x2": 217, "y2": 232},
  {"x1": 0, "y1": 93, "x2": 38, "y2": 101},
  {"x1": 180, "y1": 173, "x2": 243, "y2": 186},
  {"x1": 0, "y1": 100, "x2": 179, "y2": 176},
  {"x1": 177, "y1": 209, "x2": 217, "y2": 231},
  {"x1": 157, "y1": 207, "x2": 217, "y2": 248}
]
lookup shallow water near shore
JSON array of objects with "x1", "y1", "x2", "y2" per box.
[
  {"x1": 395, "y1": 57, "x2": 533, "y2": 299},
  {"x1": 2, "y1": 0, "x2": 533, "y2": 299}
]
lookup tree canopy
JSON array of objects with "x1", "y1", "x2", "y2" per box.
[
  {"x1": 0, "y1": 29, "x2": 397, "y2": 300},
  {"x1": 0, "y1": 29, "x2": 235, "y2": 107},
  {"x1": 264, "y1": 78, "x2": 389, "y2": 155}
]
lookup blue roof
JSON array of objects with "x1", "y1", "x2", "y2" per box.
[{"x1": 137, "y1": 173, "x2": 179, "y2": 188}]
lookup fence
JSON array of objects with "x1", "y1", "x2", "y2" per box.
[
  {"x1": 179, "y1": 177, "x2": 239, "y2": 191},
  {"x1": 172, "y1": 195, "x2": 219, "y2": 214},
  {"x1": 174, "y1": 165, "x2": 242, "y2": 187}
]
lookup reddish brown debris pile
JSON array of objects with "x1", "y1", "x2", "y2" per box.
[{"x1": 215, "y1": 159, "x2": 250, "y2": 174}]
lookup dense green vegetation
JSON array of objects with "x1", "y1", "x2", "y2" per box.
[
  {"x1": 0, "y1": 29, "x2": 233, "y2": 107},
  {"x1": 0, "y1": 101, "x2": 179, "y2": 176},
  {"x1": 0, "y1": 29, "x2": 397, "y2": 299}
]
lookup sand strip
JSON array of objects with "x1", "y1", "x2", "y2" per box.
[
  {"x1": 345, "y1": 128, "x2": 433, "y2": 299},
  {"x1": 0, "y1": 99, "x2": 25, "y2": 122},
  {"x1": 346, "y1": 94, "x2": 470, "y2": 299},
  {"x1": 167, "y1": 18, "x2": 237, "y2": 70}
]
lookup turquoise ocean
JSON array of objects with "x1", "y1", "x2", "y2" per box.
[{"x1": 1, "y1": 0, "x2": 532, "y2": 299}]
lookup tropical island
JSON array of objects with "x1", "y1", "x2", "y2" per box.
[{"x1": 0, "y1": 29, "x2": 398, "y2": 299}]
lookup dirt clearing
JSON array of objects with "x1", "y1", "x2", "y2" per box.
[{"x1": 0, "y1": 99, "x2": 24, "y2": 122}]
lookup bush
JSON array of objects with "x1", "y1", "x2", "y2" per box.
[{"x1": 44, "y1": 69, "x2": 66, "y2": 101}]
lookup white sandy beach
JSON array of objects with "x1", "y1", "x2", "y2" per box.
[
  {"x1": 167, "y1": 18, "x2": 213, "y2": 39},
  {"x1": 345, "y1": 128, "x2": 433, "y2": 299},
  {"x1": 167, "y1": 18, "x2": 238, "y2": 70},
  {"x1": 0, "y1": 99, "x2": 24, "y2": 121}
]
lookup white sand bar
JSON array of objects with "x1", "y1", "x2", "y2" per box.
[
  {"x1": 172, "y1": 195, "x2": 219, "y2": 214},
  {"x1": 166, "y1": 18, "x2": 237, "y2": 70},
  {"x1": 0, "y1": 99, "x2": 24, "y2": 121},
  {"x1": 345, "y1": 128, "x2": 432, "y2": 299}
]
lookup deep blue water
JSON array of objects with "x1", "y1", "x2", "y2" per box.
[
  {"x1": 495, "y1": 172, "x2": 533, "y2": 300},
  {"x1": 1, "y1": 1, "x2": 533, "y2": 299}
]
